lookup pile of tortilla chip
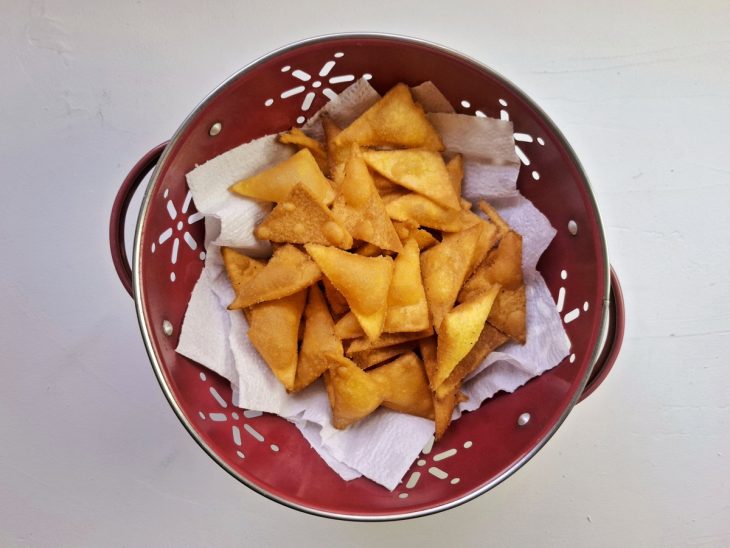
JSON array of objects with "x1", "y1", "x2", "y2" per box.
[{"x1": 222, "y1": 84, "x2": 526, "y2": 439}]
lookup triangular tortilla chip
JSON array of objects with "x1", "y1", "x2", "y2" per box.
[
  {"x1": 392, "y1": 221, "x2": 438, "y2": 250},
  {"x1": 346, "y1": 328, "x2": 433, "y2": 355},
  {"x1": 334, "y1": 311, "x2": 365, "y2": 339},
  {"x1": 420, "y1": 223, "x2": 483, "y2": 331},
  {"x1": 433, "y1": 285, "x2": 501, "y2": 388},
  {"x1": 333, "y1": 83, "x2": 443, "y2": 151},
  {"x1": 446, "y1": 154, "x2": 464, "y2": 197},
  {"x1": 230, "y1": 148, "x2": 336, "y2": 205},
  {"x1": 433, "y1": 388, "x2": 467, "y2": 441},
  {"x1": 369, "y1": 352, "x2": 434, "y2": 419},
  {"x1": 278, "y1": 128, "x2": 328, "y2": 172},
  {"x1": 349, "y1": 342, "x2": 416, "y2": 370},
  {"x1": 305, "y1": 244, "x2": 393, "y2": 341},
  {"x1": 325, "y1": 354, "x2": 384, "y2": 429},
  {"x1": 386, "y1": 193, "x2": 478, "y2": 233},
  {"x1": 255, "y1": 183, "x2": 353, "y2": 248},
  {"x1": 488, "y1": 285, "x2": 527, "y2": 344},
  {"x1": 460, "y1": 230, "x2": 523, "y2": 302},
  {"x1": 372, "y1": 172, "x2": 401, "y2": 196},
  {"x1": 230, "y1": 244, "x2": 321, "y2": 309},
  {"x1": 418, "y1": 336, "x2": 438, "y2": 387},
  {"x1": 247, "y1": 289, "x2": 307, "y2": 391},
  {"x1": 331, "y1": 147, "x2": 403, "y2": 253},
  {"x1": 321, "y1": 275, "x2": 348, "y2": 316},
  {"x1": 468, "y1": 219, "x2": 499, "y2": 277},
  {"x1": 478, "y1": 200, "x2": 510, "y2": 240},
  {"x1": 221, "y1": 247, "x2": 265, "y2": 307},
  {"x1": 323, "y1": 116, "x2": 348, "y2": 186},
  {"x1": 293, "y1": 285, "x2": 343, "y2": 391},
  {"x1": 364, "y1": 150, "x2": 460, "y2": 210},
  {"x1": 384, "y1": 238, "x2": 430, "y2": 332}
]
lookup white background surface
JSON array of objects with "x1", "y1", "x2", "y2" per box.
[{"x1": 2, "y1": 1, "x2": 729, "y2": 546}]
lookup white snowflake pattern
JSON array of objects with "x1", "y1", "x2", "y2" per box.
[{"x1": 396, "y1": 437, "x2": 472, "y2": 499}]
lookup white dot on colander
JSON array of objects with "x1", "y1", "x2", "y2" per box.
[
  {"x1": 296, "y1": 116, "x2": 305, "y2": 124},
  {"x1": 170, "y1": 272, "x2": 176, "y2": 282},
  {"x1": 162, "y1": 320, "x2": 173, "y2": 336},
  {"x1": 334, "y1": 52, "x2": 344, "y2": 58},
  {"x1": 151, "y1": 243, "x2": 156, "y2": 253},
  {"x1": 417, "y1": 459, "x2": 426, "y2": 466},
  {"x1": 461, "y1": 100, "x2": 471, "y2": 108},
  {"x1": 570, "y1": 353, "x2": 576, "y2": 363},
  {"x1": 281, "y1": 65, "x2": 291, "y2": 72},
  {"x1": 199, "y1": 372, "x2": 206, "y2": 381},
  {"x1": 198, "y1": 411, "x2": 205, "y2": 420},
  {"x1": 177, "y1": 221, "x2": 183, "y2": 230},
  {"x1": 499, "y1": 98, "x2": 508, "y2": 107},
  {"x1": 463, "y1": 441, "x2": 473, "y2": 449},
  {"x1": 163, "y1": 189, "x2": 169, "y2": 198},
  {"x1": 199, "y1": 251, "x2": 206, "y2": 260},
  {"x1": 236, "y1": 451, "x2": 244, "y2": 459},
  {"x1": 450, "y1": 478, "x2": 461, "y2": 485},
  {"x1": 399, "y1": 493, "x2": 408, "y2": 499},
  {"x1": 270, "y1": 444, "x2": 279, "y2": 452},
  {"x1": 561, "y1": 270, "x2": 567, "y2": 280},
  {"x1": 583, "y1": 301, "x2": 590, "y2": 312},
  {"x1": 532, "y1": 171, "x2": 540, "y2": 180},
  {"x1": 312, "y1": 81, "x2": 321, "y2": 88},
  {"x1": 363, "y1": 73, "x2": 372, "y2": 80},
  {"x1": 231, "y1": 412, "x2": 239, "y2": 420},
  {"x1": 264, "y1": 98, "x2": 273, "y2": 107},
  {"x1": 568, "y1": 220, "x2": 578, "y2": 235},
  {"x1": 537, "y1": 137, "x2": 545, "y2": 146}
]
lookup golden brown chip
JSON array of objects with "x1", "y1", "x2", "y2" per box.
[
  {"x1": 460, "y1": 230, "x2": 523, "y2": 302},
  {"x1": 433, "y1": 388, "x2": 467, "y2": 441},
  {"x1": 323, "y1": 116, "x2": 347, "y2": 184},
  {"x1": 386, "y1": 193, "x2": 478, "y2": 233},
  {"x1": 293, "y1": 285, "x2": 343, "y2": 392},
  {"x1": 305, "y1": 244, "x2": 393, "y2": 341},
  {"x1": 229, "y1": 149, "x2": 335, "y2": 205},
  {"x1": 349, "y1": 342, "x2": 416, "y2": 369},
  {"x1": 468, "y1": 219, "x2": 499, "y2": 277},
  {"x1": 229, "y1": 244, "x2": 321, "y2": 309},
  {"x1": 334, "y1": 311, "x2": 365, "y2": 339},
  {"x1": 433, "y1": 285, "x2": 501, "y2": 388},
  {"x1": 331, "y1": 146, "x2": 403, "y2": 253},
  {"x1": 254, "y1": 183, "x2": 353, "y2": 248},
  {"x1": 439, "y1": 323, "x2": 508, "y2": 395},
  {"x1": 354, "y1": 242, "x2": 383, "y2": 257},
  {"x1": 372, "y1": 172, "x2": 401, "y2": 195},
  {"x1": 247, "y1": 289, "x2": 307, "y2": 391},
  {"x1": 488, "y1": 285, "x2": 527, "y2": 344},
  {"x1": 221, "y1": 247, "x2": 265, "y2": 307},
  {"x1": 392, "y1": 221, "x2": 439, "y2": 250},
  {"x1": 478, "y1": 200, "x2": 510, "y2": 239},
  {"x1": 420, "y1": 223, "x2": 483, "y2": 331},
  {"x1": 369, "y1": 352, "x2": 434, "y2": 419},
  {"x1": 384, "y1": 238, "x2": 430, "y2": 333},
  {"x1": 346, "y1": 328, "x2": 433, "y2": 355},
  {"x1": 278, "y1": 128, "x2": 328, "y2": 172},
  {"x1": 326, "y1": 353, "x2": 384, "y2": 429},
  {"x1": 446, "y1": 154, "x2": 464, "y2": 197},
  {"x1": 418, "y1": 336, "x2": 438, "y2": 387},
  {"x1": 333, "y1": 83, "x2": 444, "y2": 151},
  {"x1": 321, "y1": 276, "x2": 348, "y2": 316},
  {"x1": 364, "y1": 150, "x2": 460, "y2": 210}
]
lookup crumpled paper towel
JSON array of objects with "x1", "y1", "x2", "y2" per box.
[{"x1": 176, "y1": 79, "x2": 569, "y2": 490}]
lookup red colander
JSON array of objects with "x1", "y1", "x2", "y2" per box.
[{"x1": 109, "y1": 33, "x2": 625, "y2": 521}]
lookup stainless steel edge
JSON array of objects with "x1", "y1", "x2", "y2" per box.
[{"x1": 132, "y1": 31, "x2": 612, "y2": 522}]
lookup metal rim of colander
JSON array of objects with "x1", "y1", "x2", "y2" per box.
[{"x1": 132, "y1": 32, "x2": 611, "y2": 521}]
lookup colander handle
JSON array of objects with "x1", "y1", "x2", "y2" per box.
[
  {"x1": 109, "y1": 142, "x2": 169, "y2": 297},
  {"x1": 579, "y1": 267, "x2": 625, "y2": 401}
]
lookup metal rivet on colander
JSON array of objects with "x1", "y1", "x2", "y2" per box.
[
  {"x1": 568, "y1": 220, "x2": 578, "y2": 235},
  {"x1": 209, "y1": 122, "x2": 222, "y2": 136},
  {"x1": 162, "y1": 320, "x2": 173, "y2": 336},
  {"x1": 517, "y1": 412, "x2": 531, "y2": 426}
]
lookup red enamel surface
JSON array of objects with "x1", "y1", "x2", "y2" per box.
[{"x1": 134, "y1": 35, "x2": 609, "y2": 519}]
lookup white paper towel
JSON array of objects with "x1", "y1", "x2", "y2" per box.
[{"x1": 176, "y1": 79, "x2": 569, "y2": 490}]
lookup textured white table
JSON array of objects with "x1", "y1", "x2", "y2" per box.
[{"x1": 2, "y1": 1, "x2": 728, "y2": 546}]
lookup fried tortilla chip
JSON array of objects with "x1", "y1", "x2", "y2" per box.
[
  {"x1": 305, "y1": 244, "x2": 393, "y2": 341},
  {"x1": 478, "y1": 200, "x2": 510, "y2": 240},
  {"x1": 333, "y1": 83, "x2": 443, "y2": 151},
  {"x1": 460, "y1": 230, "x2": 523, "y2": 302},
  {"x1": 418, "y1": 336, "x2": 438, "y2": 387},
  {"x1": 230, "y1": 244, "x2": 321, "y2": 309},
  {"x1": 293, "y1": 285, "x2": 343, "y2": 392},
  {"x1": 349, "y1": 342, "x2": 416, "y2": 369},
  {"x1": 248, "y1": 289, "x2": 307, "y2": 391},
  {"x1": 433, "y1": 285, "x2": 501, "y2": 388},
  {"x1": 468, "y1": 219, "x2": 499, "y2": 277},
  {"x1": 420, "y1": 223, "x2": 482, "y2": 331},
  {"x1": 346, "y1": 328, "x2": 433, "y2": 355},
  {"x1": 323, "y1": 116, "x2": 348, "y2": 185},
  {"x1": 392, "y1": 221, "x2": 439, "y2": 250},
  {"x1": 255, "y1": 183, "x2": 353, "y2": 248},
  {"x1": 364, "y1": 149, "x2": 460, "y2": 210},
  {"x1": 326, "y1": 354, "x2": 384, "y2": 429},
  {"x1": 221, "y1": 247, "x2": 265, "y2": 306},
  {"x1": 331, "y1": 146, "x2": 403, "y2": 252},
  {"x1": 230, "y1": 148, "x2": 336, "y2": 205},
  {"x1": 433, "y1": 388, "x2": 467, "y2": 440},
  {"x1": 488, "y1": 285, "x2": 527, "y2": 344},
  {"x1": 278, "y1": 128, "x2": 328, "y2": 172},
  {"x1": 369, "y1": 352, "x2": 434, "y2": 419},
  {"x1": 334, "y1": 311, "x2": 365, "y2": 339},
  {"x1": 321, "y1": 276, "x2": 348, "y2": 316},
  {"x1": 386, "y1": 193, "x2": 478, "y2": 233},
  {"x1": 384, "y1": 238, "x2": 430, "y2": 333},
  {"x1": 446, "y1": 154, "x2": 464, "y2": 197}
]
